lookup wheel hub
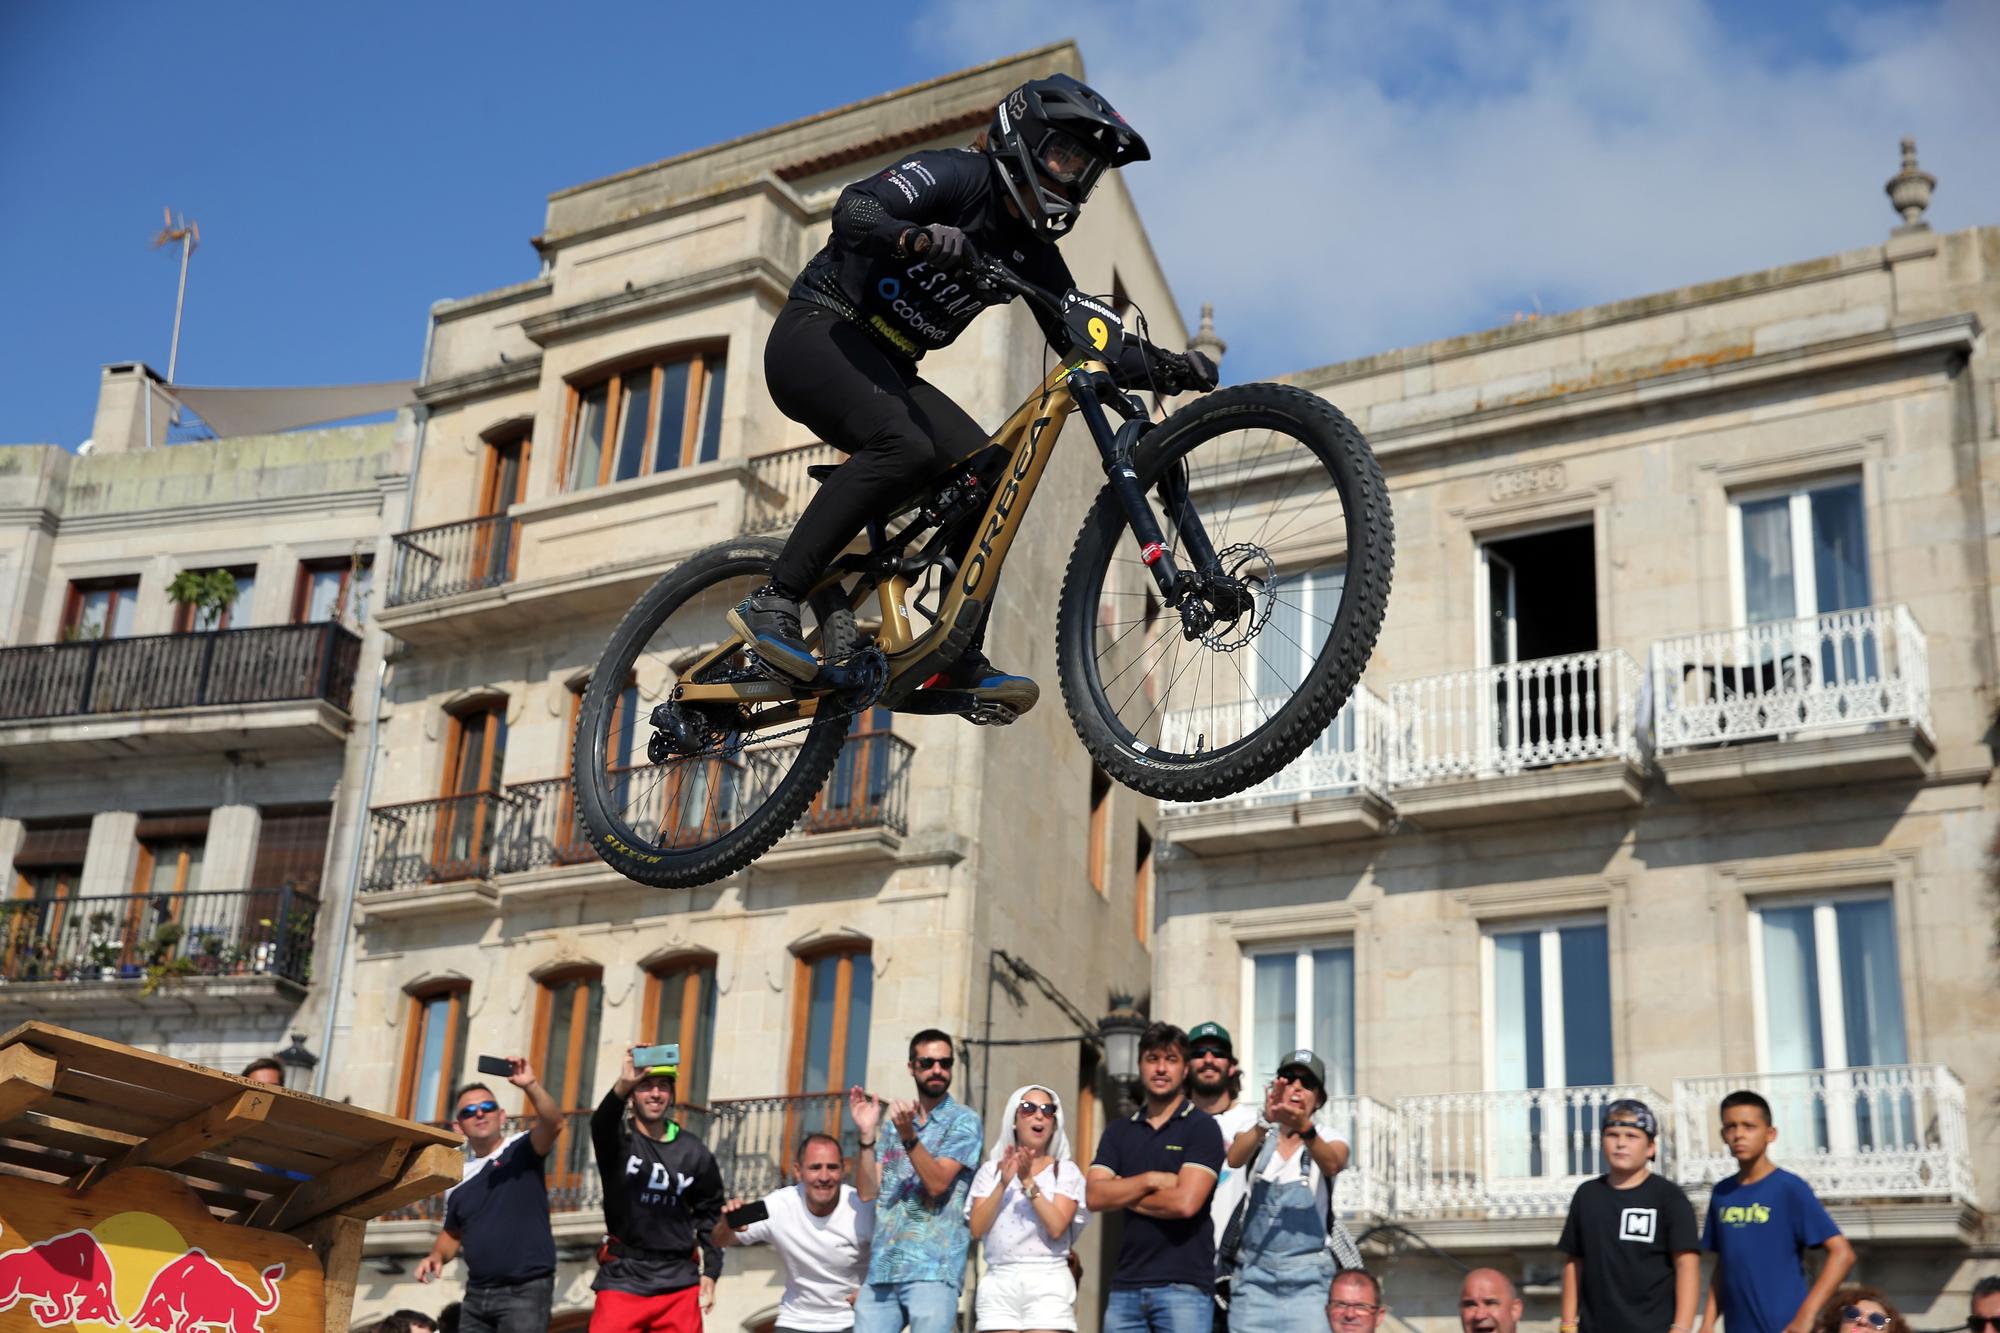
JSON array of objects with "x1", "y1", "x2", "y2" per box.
[{"x1": 1180, "y1": 543, "x2": 1277, "y2": 651}]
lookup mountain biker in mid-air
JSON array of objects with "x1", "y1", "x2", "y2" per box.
[{"x1": 727, "y1": 72, "x2": 1220, "y2": 722}]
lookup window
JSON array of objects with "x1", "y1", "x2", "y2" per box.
[
  {"x1": 789, "y1": 945, "x2": 871, "y2": 1094},
  {"x1": 1087, "y1": 766, "x2": 1111, "y2": 896},
  {"x1": 644, "y1": 955, "x2": 718, "y2": 1109},
  {"x1": 249, "y1": 805, "x2": 333, "y2": 892},
  {"x1": 437, "y1": 699, "x2": 507, "y2": 879},
  {"x1": 1257, "y1": 566, "x2": 1364, "y2": 764},
  {"x1": 1133, "y1": 826, "x2": 1153, "y2": 946},
  {"x1": 172, "y1": 566, "x2": 257, "y2": 632},
  {"x1": 474, "y1": 429, "x2": 531, "y2": 583},
  {"x1": 6, "y1": 822, "x2": 89, "y2": 979},
  {"x1": 1753, "y1": 893, "x2": 1908, "y2": 1152},
  {"x1": 534, "y1": 967, "x2": 604, "y2": 1197},
  {"x1": 63, "y1": 577, "x2": 140, "y2": 640},
  {"x1": 398, "y1": 985, "x2": 470, "y2": 1123},
  {"x1": 809, "y1": 708, "x2": 895, "y2": 831},
  {"x1": 1486, "y1": 920, "x2": 1612, "y2": 1177},
  {"x1": 128, "y1": 813, "x2": 210, "y2": 963},
  {"x1": 293, "y1": 556, "x2": 373, "y2": 625},
  {"x1": 564, "y1": 349, "x2": 726, "y2": 492},
  {"x1": 1247, "y1": 942, "x2": 1356, "y2": 1098},
  {"x1": 1732, "y1": 478, "x2": 1870, "y2": 625}
]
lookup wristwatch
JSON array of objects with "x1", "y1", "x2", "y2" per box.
[
  {"x1": 1023, "y1": 1182, "x2": 1041, "y2": 1201},
  {"x1": 1299, "y1": 1124, "x2": 1319, "y2": 1142}
]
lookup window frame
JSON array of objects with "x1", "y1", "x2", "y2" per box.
[
  {"x1": 787, "y1": 942, "x2": 871, "y2": 1096},
  {"x1": 1726, "y1": 473, "x2": 1869, "y2": 627},
  {"x1": 559, "y1": 346, "x2": 727, "y2": 493},
  {"x1": 397, "y1": 984, "x2": 470, "y2": 1123},
  {"x1": 291, "y1": 555, "x2": 374, "y2": 625},
  {"x1": 1087, "y1": 766, "x2": 1112, "y2": 897},
  {"x1": 171, "y1": 564, "x2": 258, "y2": 633},
  {"x1": 472, "y1": 427, "x2": 532, "y2": 583},
  {"x1": 62, "y1": 576, "x2": 142, "y2": 640},
  {"x1": 1746, "y1": 887, "x2": 1905, "y2": 1075},
  {"x1": 1238, "y1": 936, "x2": 1357, "y2": 1097},
  {"x1": 437, "y1": 698, "x2": 508, "y2": 878},
  {"x1": 1478, "y1": 913, "x2": 1611, "y2": 1095},
  {"x1": 640, "y1": 953, "x2": 719, "y2": 1109}
]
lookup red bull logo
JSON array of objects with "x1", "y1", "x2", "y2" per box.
[
  {"x1": 0, "y1": 1228, "x2": 123, "y2": 1327},
  {"x1": 129, "y1": 1250, "x2": 283, "y2": 1333}
]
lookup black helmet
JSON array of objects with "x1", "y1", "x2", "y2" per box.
[{"x1": 987, "y1": 73, "x2": 1149, "y2": 237}]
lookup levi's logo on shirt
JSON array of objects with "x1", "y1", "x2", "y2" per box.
[{"x1": 1718, "y1": 1203, "x2": 1773, "y2": 1226}]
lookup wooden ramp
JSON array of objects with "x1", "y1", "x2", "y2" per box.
[{"x1": 0, "y1": 1021, "x2": 463, "y2": 1332}]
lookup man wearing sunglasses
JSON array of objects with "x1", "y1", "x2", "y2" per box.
[
  {"x1": 851, "y1": 1029, "x2": 984, "y2": 1333},
  {"x1": 1185, "y1": 1023, "x2": 1256, "y2": 1333},
  {"x1": 1969, "y1": 1278, "x2": 2000, "y2": 1333},
  {"x1": 416, "y1": 1060, "x2": 564, "y2": 1333}
]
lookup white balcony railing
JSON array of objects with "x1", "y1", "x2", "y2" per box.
[
  {"x1": 1650, "y1": 605, "x2": 1931, "y2": 752},
  {"x1": 1389, "y1": 649, "x2": 1645, "y2": 786},
  {"x1": 1322, "y1": 1094, "x2": 1397, "y2": 1221},
  {"x1": 1394, "y1": 1084, "x2": 1666, "y2": 1218},
  {"x1": 1161, "y1": 686, "x2": 1389, "y2": 811},
  {"x1": 1671, "y1": 1065, "x2": 1973, "y2": 1204}
]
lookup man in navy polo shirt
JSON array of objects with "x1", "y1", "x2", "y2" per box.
[{"x1": 1087, "y1": 1022, "x2": 1226, "y2": 1333}]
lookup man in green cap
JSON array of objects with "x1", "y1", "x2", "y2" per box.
[{"x1": 1187, "y1": 1022, "x2": 1256, "y2": 1332}]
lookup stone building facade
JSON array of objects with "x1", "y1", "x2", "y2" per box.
[
  {"x1": 1149, "y1": 162, "x2": 1999, "y2": 1323},
  {"x1": 339, "y1": 43, "x2": 1174, "y2": 1331},
  {"x1": 0, "y1": 373, "x2": 407, "y2": 1078}
]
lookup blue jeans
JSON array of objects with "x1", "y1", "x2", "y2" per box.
[
  {"x1": 853, "y1": 1280, "x2": 962, "y2": 1333},
  {"x1": 460, "y1": 1276, "x2": 554, "y2": 1333},
  {"x1": 1105, "y1": 1284, "x2": 1213, "y2": 1333}
]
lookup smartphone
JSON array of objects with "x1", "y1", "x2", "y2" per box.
[
  {"x1": 475, "y1": 1055, "x2": 514, "y2": 1077},
  {"x1": 633, "y1": 1042, "x2": 680, "y2": 1072},
  {"x1": 724, "y1": 1200, "x2": 768, "y2": 1229}
]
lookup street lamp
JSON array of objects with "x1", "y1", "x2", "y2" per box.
[
  {"x1": 1097, "y1": 994, "x2": 1147, "y2": 1116},
  {"x1": 275, "y1": 1032, "x2": 319, "y2": 1090}
]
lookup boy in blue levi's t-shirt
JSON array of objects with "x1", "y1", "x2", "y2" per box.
[{"x1": 1698, "y1": 1090, "x2": 1854, "y2": 1333}]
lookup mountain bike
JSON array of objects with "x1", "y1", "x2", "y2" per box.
[{"x1": 572, "y1": 258, "x2": 1393, "y2": 887}]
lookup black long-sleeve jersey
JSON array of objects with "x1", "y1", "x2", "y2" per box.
[
  {"x1": 589, "y1": 1089, "x2": 725, "y2": 1295},
  {"x1": 793, "y1": 148, "x2": 1167, "y2": 383}
]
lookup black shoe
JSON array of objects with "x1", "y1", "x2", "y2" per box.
[
  {"x1": 726, "y1": 586, "x2": 818, "y2": 682},
  {"x1": 939, "y1": 648, "x2": 1039, "y2": 717}
]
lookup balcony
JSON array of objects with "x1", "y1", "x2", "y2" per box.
[
  {"x1": 1323, "y1": 1095, "x2": 1397, "y2": 1224},
  {"x1": 1388, "y1": 649, "x2": 1646, "y2": 827},
  {"x1": 359, "y1": 733, "x2": 916, "y2": 915},
  {"x1": 1651, "y1": 605, "x2": 1934, "y2": 797},
  {"x1": 0, "y1": 622, "x2": 360, "y2": 761},
  {"x1": 0, "y1": 886, "x2": 318, "y2": 1015},
  {"x1": 1671, "y1": 1066, "x2": 1975, "y2": 1240},
  {"x1": 707, "y1": 1092, "x2": 863, "y2": 1201},
  {"x1": 1394, "y1": 1083, "x2": 1665, "y2": 1232},
  {"x1": 374, "y1": 444, "x2": 835, "y2": 646},
  {"x1": 1161, "y1": 688, "x2": 1393, "y2": 853}
]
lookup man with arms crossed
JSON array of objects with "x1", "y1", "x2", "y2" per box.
[
  {"x1": 715, "y1": 1117, "x2": 878, "y2": 1333},
  {"x1": 415, "y1": 1061, "x2": 563, "y2": 1333},
  {"x1": 1698, "y1": 1091, "x2": 1854, "y2": 1333},
  {"x1": 1087, "y1": 1022, "x2": 1226, "y2": 1333},
  {"x1": 852, "y1": 1029, "x2": 984, "y2": 1333}
]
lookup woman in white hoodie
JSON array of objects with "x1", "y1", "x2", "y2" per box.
[{"x1": 966, "y1": 1084, "x2": 1090, "y2": 1333}]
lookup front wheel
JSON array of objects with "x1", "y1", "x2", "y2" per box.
[{"x1": 1056, "y1": 382, "x2": 1394, "y2": 802}]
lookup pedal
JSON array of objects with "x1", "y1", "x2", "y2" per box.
[{"x1": 965, "y1": 701, "x2": 1022, "y2": 727}]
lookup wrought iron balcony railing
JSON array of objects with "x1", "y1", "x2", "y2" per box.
[
  {"x1": 386, "y1": 514, "x2": 519, "y2": 609},
  {"x1": 0, "y1": 886, "x2": 318, "y2": 987},
  {"x1": 361, "y1": 791, "x2": 522, "y2": 891},
  {"x1": 1651, "y1": 605, "x2": 1931, "y2": 752},
  {"x1": 0, "y1": 622, "x2": 360, "y2": 722},
  {"x1": 1390, "y1": 649, "x2": 1645, "y2": 785}
]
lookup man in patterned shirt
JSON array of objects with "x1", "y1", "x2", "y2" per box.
[{"x1": 849, "y1": 1028, "x2": 984, "y2": 1333}]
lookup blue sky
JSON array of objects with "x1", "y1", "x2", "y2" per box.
[{"x1": 2, "y1": 0, "x2": 1993, "y2": 447}]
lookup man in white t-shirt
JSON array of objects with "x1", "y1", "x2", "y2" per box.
[
  {"x1": 715, "y1": 1131, "x2": 876, "y2": 1333},
  {"x1": 1186, "y1": 1022, "x2": 1258, "y2": 1333}
]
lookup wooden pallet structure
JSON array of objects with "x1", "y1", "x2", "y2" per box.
[{"x1": 0, "y1": 1021, "x2": 463, "y2": 1333}]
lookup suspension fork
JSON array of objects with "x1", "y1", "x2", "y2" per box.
[{"x1": 1068, "y1": 369, "x2": 1225, "y2": 605}]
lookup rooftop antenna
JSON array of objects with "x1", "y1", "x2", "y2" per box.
[{"x1": 151, "y1": 207, "x2": 200, "y2": 385}]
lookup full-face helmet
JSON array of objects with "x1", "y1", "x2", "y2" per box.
[{"x1": 987, "y1": 73, "x2": 1150, "y2": 236}]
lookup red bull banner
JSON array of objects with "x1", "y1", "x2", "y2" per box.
[{"x1": 0, "y1": 1166, "x2": 321, "y2": 1333}]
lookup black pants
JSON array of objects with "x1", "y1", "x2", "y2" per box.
[{"x1": 766, "y1": 300, "x2": 989, "y2": 593}]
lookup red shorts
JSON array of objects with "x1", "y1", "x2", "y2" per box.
[{"x1": 589, "y1": 1285, "x2": 702, "y2": 1333}]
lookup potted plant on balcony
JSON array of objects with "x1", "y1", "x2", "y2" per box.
[
  {"x1": 86, "y1": 912, "x2": 118, "y2": 981},
  {"x1": 140, "y1": 921, "x2": 198, "y2": 995},
  {"x1": 166, "y1": 568, "x2": 238, "y2": 632}
]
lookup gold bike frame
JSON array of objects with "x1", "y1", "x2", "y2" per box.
[{"x1": 675, "y1": 354, "x2": 1102, "y2": 720}]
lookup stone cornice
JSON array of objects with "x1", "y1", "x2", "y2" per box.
[
  {"x1": 24, "y1": 486, "x2": 391, "y2": 535},
  {"x1": 535, "y1": 176, "x2": 811, "y2": 254},
  {"x1": 0, "y1": 507, "x2": 60, "y2": 537},
  {"x1": 415, "y1": 356, "x2": 543, "y2": 410},
  {"x1": 519, "y1": 257, "x2": 793, "y2": 347},
  {"x1": 433, "y1": 276, "x2": 553, "y2": 323}
]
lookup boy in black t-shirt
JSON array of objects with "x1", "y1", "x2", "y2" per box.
[{"x1": 1558, "y1": 1099, "x2": 1698, "y2": 1333}]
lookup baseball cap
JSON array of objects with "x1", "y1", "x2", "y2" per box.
[
  {"x1": 1188, "y1": 1021, "x2": 1233, "y2": 1055},
  {"x1": 1604, "y1": 1098, "x2": 1658, "y2": 1139},
  {"x1": 1276, "y1": 1049, "x2": 1327, "y2": 1089}
]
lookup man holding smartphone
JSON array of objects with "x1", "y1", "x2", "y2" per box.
[
  {"x1": 713, "y1": 1112, "x2": 878, "y2": 1332},
  {"x1": 415, "y1": 1058, "x2": 563, "y2": 1333},
  {"x1": 588, "y1": 1044, "x2": 725, "y2": 1333}
]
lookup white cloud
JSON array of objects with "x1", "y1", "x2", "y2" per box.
[{"x1": 916, "y1": 0, "x2": 2000, "y2": 380}]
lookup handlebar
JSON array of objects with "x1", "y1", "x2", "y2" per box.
[{"x1": 970, "y1": 256, "x2": 1064, "y2": 316}]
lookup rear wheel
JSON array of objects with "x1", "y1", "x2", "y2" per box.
[
  {"x1": 572, "y1": 537, "x2": 855, "y2": 887},
  {"x1": 1056, "y1": 382, "x2": 1393, "y2": 801}
]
